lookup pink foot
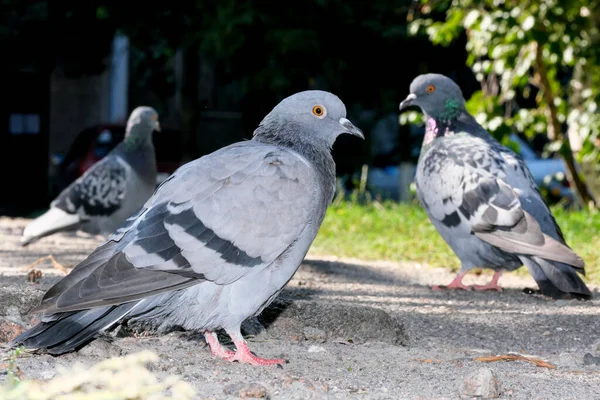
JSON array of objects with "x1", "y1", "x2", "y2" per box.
[
  {"x1": 226, "y1": 331, "x2": 285, "y2": 366},
  {"x1": 204, "y1": 331, "x2": 235, "y2": 359},
  {"x1": 431, "y1": 271, "x2": 472, "y2": 291},
  {"x1": 228, "y1": 340, "x2": 285, "y2": 366},
  {"x1": 473, "y1": 270, "x2": 503, "y2": 292}
]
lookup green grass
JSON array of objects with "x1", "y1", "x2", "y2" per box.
[{"x1": 310, "y1": 198, "x2": 600, "y2": 285}]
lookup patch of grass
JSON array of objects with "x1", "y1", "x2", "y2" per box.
[{"x1": 309, "y1": 199, "x2": 600, "y2": 285}]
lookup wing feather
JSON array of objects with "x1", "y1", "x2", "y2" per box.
[
  {"x1": 418, "y1": 137, "x2": 584, "y2": 270},
  {"x1": 33, "y1": 142, "x2": 316, "y2": 315}
]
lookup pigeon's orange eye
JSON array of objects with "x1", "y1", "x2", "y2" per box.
[
  {"x1": 312, "y1": 105, "x2": 326, "y2": 118},
  {"x1": 427, "y1": 85, "x2": 435, "y2": 93}
]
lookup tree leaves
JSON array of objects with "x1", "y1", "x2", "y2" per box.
[{"x1": 408, "y1": 0, "x2": 600, "y2": 205}]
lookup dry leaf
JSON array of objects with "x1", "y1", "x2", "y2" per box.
[{"x1": 474, "y1": 354, "x2": 556, "y2": 369}]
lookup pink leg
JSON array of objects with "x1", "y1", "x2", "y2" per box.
[
  {"x1": 473, "y1": 270, "x2": 503, "y2": 292},
  {"x1": 224, "y1": 329, "x2": 285, "y2": 366},
  {"x1": 204, "y1": 330, "x2": 235, "y2": 359},
  {"x1": 431, "y1": 270, "x2": 472, "y2": 291}
]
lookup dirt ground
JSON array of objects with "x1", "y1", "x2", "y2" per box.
[{"x1": 1, "y1": 216, "x2": 600, "y2": 400}]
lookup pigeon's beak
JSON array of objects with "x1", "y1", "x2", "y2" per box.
[
  {"x1": 154, "y1": 120, "x2": 161, "y2": 132},
  {"x1": 399, "y1": 93, "x2": 417, "y2": 111},
  {"x1": 339, "y1": 117, "x2": 364, "y2": 139}
]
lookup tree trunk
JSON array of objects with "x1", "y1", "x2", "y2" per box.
[{"x1": 533, "y1": 41, "x2": 597, "y2": 208}]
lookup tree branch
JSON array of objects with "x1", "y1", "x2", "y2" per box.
[{"x1": 534, "y1": 41, "x2": 597, "y2": 208}]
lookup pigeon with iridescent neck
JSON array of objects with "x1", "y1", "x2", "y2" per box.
[
  {"x1": 399, "y1": 73, "x2": 591, "y2": 299},
  {"x1": 20, "y1": 106, "x2": 160, "y2": 274}
]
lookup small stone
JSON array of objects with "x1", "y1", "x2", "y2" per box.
[
  {"x1": 555, "y1": 300, "x2": 568, "y2": 307},
  {"x1": 77, "y1": 338, "x2": 122, "y2": 358},
  {"x1": 583, "y1": 353, "x2": 600, "y2": 366},
  {"x1": 459, "y1": 367, "x2": 501, "y2": 399},
  {"x1": 542, "y1": 331, "x2": 551, "y2": 336},
  {"x1": 307, "y1": 345, "x2": 326, "y2": 353},
  {"x1": 0, "y1": 318, "x2": 26, "y2": 342},
  {"x1": 303, "y1": 326, "x2": 327, "y2": 343},
  {"x1": 223, "y1": 382, "x2": 268, "y2": 398}
]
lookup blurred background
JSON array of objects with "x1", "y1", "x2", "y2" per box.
[{"x1": 1, "y1": 0, "x2": 599, "y2": 217}]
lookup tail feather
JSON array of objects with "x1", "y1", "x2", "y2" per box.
[
  {"x1": 20, "y1": 207, "x2": 81, "y2": 246},
  {"x1": 521, "y1": 256, "x2": 592, "y2": 300},
  {"x1": 10, "y1": 302, "x2": 139, "y2": 355}
]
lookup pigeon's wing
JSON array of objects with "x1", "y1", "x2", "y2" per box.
[
  {"x1": 51, "y1": 155, "x2": 130, "y2": 218},
  {"x1": 33, "y1": 142, "x2": 317, "y2": 315},
  {"x1": 418, "y1": 138, "x2": 584, "y2": 269}
]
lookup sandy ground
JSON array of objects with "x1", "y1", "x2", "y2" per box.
[{"x1": 1, "y1": 216, "x2": 600, "y2": 399}]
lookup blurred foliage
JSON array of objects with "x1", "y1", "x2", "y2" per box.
[
  {"x1": 0, "y1": 350, "x2": 196, "y2": 400},
  {"x1": 0, "y1": 0, "x2": 469, "y2": 110},
  {"x1": 406, "y1": 0, "x2": 600, "y2": 205}
]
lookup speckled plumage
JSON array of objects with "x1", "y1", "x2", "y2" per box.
[
  {"x1": 400, "y1": 73, "x2": 591, "y2": 299},
  {"x1": 20, "y1": 106, "x2": 159, "y2": 246}
]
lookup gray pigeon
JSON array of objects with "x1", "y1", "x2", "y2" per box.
[
  {"x1": 399, "y1": 73, "x2": 591, "y2": 300},
  {"x1": 19, "y1": 106, "x2": 160, "y2": 272},
  {"x1": 10, "y1": 90, "x2": 364, "y2": 366}
]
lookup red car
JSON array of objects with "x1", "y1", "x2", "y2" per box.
[{"x1": 52, "y1": 123, "x2": 185, "y2": 197}]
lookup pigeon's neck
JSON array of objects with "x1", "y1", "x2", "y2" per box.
[
  {"x1": 123, "y1": 125, "x2": 153, "y2": 151},
  {"x1": 253, "y1": 123, "x2": 336, "y2": 199},
  {"x1": 113, "y1": 132, "x2": 157, "y2": 185},
  {"x1": 423, "y1": 107, "x2": 492, "y2": 149}
]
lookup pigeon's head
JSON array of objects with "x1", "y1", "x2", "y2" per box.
[
  {"x1": 125, "y1": 106, "x2": 161, "y2": 140},
  {"x1": 254, "y1": 90, "x2": 363, "y2": 147},
  {"x1": 399, "y1": 74, "x2": 466, "y2": 122}
]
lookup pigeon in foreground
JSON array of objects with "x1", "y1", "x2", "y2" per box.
[
  {"x1": 399, "y1": 73, "x2": 591, "y2": 300},
  {"x1": 11, "y1": 90, "x2": 364, "y2": 366},
  {"x1": 19, "y1": 106, "x2": 160, "y2": 273}
]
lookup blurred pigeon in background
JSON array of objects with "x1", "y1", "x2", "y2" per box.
[
  {"x1": 399, "y1": 73, "x2": 591, "y2": 300},
  {"x1": 11, "y1": 90, "x2": 364, "y2": 366},
  {"x1": 19, "y1": 106, "x2": 160, "y2": 274}
]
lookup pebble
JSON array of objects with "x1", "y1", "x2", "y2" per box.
[
  {"x1": 223, "y1": 382, "x2": 268, "y2": 398},
  {"x1": 308, "y1": 345, "x2": 326, "y2": 353},
  {"x1": 303, "y1": 326, "x2": 327, "y2": 343},
  {"x1": 583, "y1": 353, "x2": 600, "y2": 366},
  {"x1": 459, "y1": 367, "x2": 501, "y2": 399}
]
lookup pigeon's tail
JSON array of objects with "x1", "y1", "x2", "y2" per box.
[
  {"x1": 520, "y1": 256, "x2": 593, "y2": 300},
  {"x1": 9, "y1": 302, "x2": 140, "y2": 355},
  {"x1": 20, "y1": 207, "x2": 81, "y2": 247}
]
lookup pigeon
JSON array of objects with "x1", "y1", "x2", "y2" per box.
[
  {"x1": 10, "y1": 90, "x2": 364, "y2": 366},
  {"x1": 399, "y1": 73, "x2": 592, "y2": 300},
  {"x1": 19, "y1": 106, "x2": 160, "y2": 273}
]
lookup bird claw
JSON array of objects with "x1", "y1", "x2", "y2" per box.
[
  {"x1": 205, "y1": 331, "x2": 285, "y2": 366},
  {"x1": 225, "y1": 350, "x2": 285, "y2": 366},
  {"x1": 227, "y1": 336, "x2": 285, "y2": 366}
]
